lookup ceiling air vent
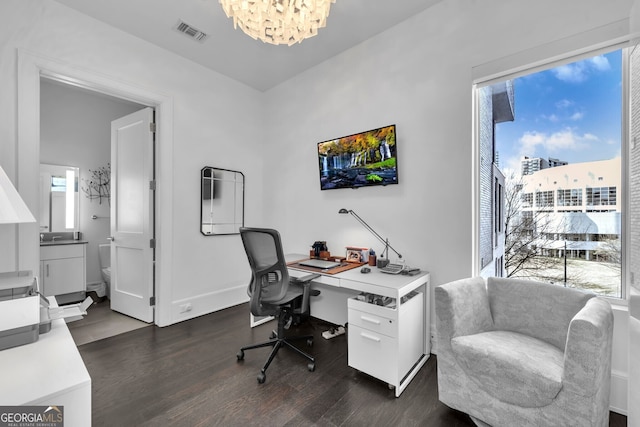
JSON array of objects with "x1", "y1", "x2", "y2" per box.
[{"x1": 176, "y1": 20, "x2": 208, "y2": 42}]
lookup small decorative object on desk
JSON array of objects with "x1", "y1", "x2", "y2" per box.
[
  {"x1": 377, "y1": 257, "x2": 390, "y2": 268},
  {"x1": 311, "y1": 241, "x2": 328, "y2": 258},
  {"x1": 368, "y1": 249, "x2": 376, "y2": 266},
  {"x1": 346, "y1": 246, "x2": 368, "y2": 263}
]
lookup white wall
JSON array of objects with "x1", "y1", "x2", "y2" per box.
[
  {"x1": 0, "y1": 0, "x2": 264, "y2": 326},
  {"x1": 261, "y1": 0, "x2": 633, "y2": 414}
]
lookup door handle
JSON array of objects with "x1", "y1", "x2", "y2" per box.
[{"x1": 107, "y1": 236, "x2": 115, "y2": 241}]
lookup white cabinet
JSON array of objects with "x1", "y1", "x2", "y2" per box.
[
  {"x1": 40, "y1": 243, "x2": 87, "y2": 298},
  {"x1": 0, "y1": 297, "x2": 91, "y2": 427},
  {"x1": 348, "y1": 291, "x2": 424, "y2": 395}
]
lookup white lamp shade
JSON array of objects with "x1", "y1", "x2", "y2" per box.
[{"x1": 0, "y1": 165, "x2": 36, "y2": 224}]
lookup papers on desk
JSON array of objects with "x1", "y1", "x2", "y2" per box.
[{"x1": 41, "y1": 296, "x2": 93, "y2": 328}]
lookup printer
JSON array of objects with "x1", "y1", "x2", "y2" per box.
[
  {"x1": 0, "y1": 271, "x2": 40, "y2": 350},
  {"x1": 0, "y1": 270, "x2": 92, "y2": 351}
]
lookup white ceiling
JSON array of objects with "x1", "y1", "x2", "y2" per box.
[{"x1": 53, "y1": 0, "x2": 442, "y2": 91}]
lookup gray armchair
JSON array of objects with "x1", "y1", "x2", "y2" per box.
[{"x1": 435, "y1": 277, "x2": 614, "y2": 427}]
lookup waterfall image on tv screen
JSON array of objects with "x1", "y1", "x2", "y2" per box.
[{"x1": 317, "y1": 124, "x2": 398, "y2": 190}]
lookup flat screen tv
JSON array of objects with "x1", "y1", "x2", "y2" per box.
[{"x1": 317, "y1": 124, "x2": 398, "y2": 190}]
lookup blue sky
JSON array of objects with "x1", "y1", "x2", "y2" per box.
[{"x1": 495, "y1": 49, "x2": 622, "y2": 174}]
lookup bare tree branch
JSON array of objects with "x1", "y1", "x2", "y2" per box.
[{"x1": 503, "y1": 172, "x2": 560, "y2": 278}]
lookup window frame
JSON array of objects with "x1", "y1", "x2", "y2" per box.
[{"x1": 472, "y1": 41, "x2": 631, "y2": 304}]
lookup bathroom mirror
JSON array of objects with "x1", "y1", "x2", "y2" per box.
[
  {"x1": 201, "y1": 167, "x2": 244, "y2": 235},
  {"x1": 39, "y1": 164, "x2": 80, "y2": 232}
]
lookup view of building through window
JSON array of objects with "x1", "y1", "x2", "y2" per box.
[{"x1": 488, "y1": 49, "x2": 623, "y2": 297}]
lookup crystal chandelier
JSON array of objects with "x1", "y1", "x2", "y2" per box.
[{"x1": 219, "y1": 0, "x2": 336, "y2": 46}]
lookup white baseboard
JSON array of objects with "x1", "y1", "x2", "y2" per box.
[
  {"x1": 169, "y1": 283, "x2": 248, "y2": 324},
  {"x1": 609, "y1": 369, "x2": 627, "y2": 415}
]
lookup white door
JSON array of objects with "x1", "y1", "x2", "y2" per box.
[{"x1": 110, "y1": 107, "x2": 155, "y2": 322}]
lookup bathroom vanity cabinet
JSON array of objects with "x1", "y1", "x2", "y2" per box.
[{"x1": 40, "y1": 242, "x2": 87, "y2": 301}]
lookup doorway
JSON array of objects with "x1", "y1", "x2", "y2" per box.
[
  {"x1": 40, "y1": 77, "x2": 154, "y2": 335},
  {"x1": 18, "y1": 50, "x2": 174, "y2": 328}
]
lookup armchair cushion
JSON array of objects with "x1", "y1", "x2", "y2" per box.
[
  {"x1": 488, "y1": 277, "x2": 595, "y2": 350},
  {"x1": 452, "y1": 330, "x2": 563, "y2": 407}
]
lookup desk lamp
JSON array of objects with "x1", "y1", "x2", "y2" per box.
[{"x1": 338, "y1": 208, "x2": 402, "y2": 267}]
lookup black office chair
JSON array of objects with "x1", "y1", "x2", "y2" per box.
[{"x1": 237, "y1": 227, "x2": 321, "y2": 384}]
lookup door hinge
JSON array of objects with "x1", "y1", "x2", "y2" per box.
[
  {"x1": 150, "y1": 238, "x2": 156, "y2": 249},
  {"x1": 149, "y1": 180, "x2": 156, "y2": 191},
  {"x1": 149, "y1": 296, "x2": 156, "y2": 306},
  {"x1": 150, "y1": 122, "x2": 156, "y2": 133}
]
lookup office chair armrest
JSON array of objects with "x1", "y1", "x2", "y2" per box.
[
  {"x1": 290, "y1": 273, "x2": 321, "y2": 315},
  {"x1": 290, "y1": 273, "x2": 321, "y2": 284}
]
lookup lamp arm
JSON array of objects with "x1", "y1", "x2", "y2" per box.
[{"x1": 348, "y1": 210, "x2": 402, "y2": 259}]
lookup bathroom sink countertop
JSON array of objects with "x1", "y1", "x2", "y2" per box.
[{"x1": 40, "y1": 240, "x2": 88, "y2": 246}]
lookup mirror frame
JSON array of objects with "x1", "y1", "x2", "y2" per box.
[
  {"x1": 39, "y1": 163, "x2": 80, "y2": 233},
  {"x1": 200, "y1": 166, "x2": 245, "y2": 236}
]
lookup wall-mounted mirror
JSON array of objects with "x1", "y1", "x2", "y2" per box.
[
  {"x1": 39, "y1": 164, "x2": 80, "y2": 232},
  {"x1": 201, "y1": 167, "x2": 244, "y2": 235}
]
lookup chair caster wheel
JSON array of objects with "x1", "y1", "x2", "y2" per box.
[
  {"x1": 308, "y1": 363, "x2": 315, "y2": 372},
  {"x1": 269, "y1": 331, "x2": 277, "y2": 339},
  {"x1": 236, "y1": 350, "x2": 244, "y2": 361},
  {"x1": 257, "y1": 372, "x2": 266, "y2": 384},
  {"x1": 306, "y1": 338, "x2": 313, "y2": 347}
]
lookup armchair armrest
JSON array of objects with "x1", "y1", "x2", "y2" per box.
[
  {"x1": 435, "y1": 277, "x2": 493, "y2": 352},
  {"x1": 562, "y1": 297, "x2": 614, "y2": 397}
]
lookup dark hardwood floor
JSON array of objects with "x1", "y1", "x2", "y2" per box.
[{"x1": 78, "y1": 302, "x2": 627, "y2": 426}]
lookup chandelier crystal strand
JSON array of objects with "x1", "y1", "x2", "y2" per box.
[{"x1": 219, "y1": 0, "x2": 335, "y2": 46}]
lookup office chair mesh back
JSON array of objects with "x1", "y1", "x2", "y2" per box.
[{"x1": 240, "y1": 228, "x2": 291, "y2": 317}]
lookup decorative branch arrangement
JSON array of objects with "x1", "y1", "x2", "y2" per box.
[{"x1": 82, "y1": 163, "x2": 111, "y2": 205}]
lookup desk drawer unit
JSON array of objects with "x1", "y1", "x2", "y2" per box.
[{"x1": 347, "y1": 292, "x2": 424, "y2": 393}]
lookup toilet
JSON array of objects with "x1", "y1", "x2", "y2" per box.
[{"x1": 98, "y1": 244, "x2": 111, "y2": 298}]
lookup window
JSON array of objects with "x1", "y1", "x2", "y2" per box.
[
  {"x1": 535, "y1": 191, "x2": 554, "y2": 207},
  {"x1": 586, "y1": 186, "x2": 617, "y2": 206},
  {"x1": 494, "y1": 178, "x2": 504, "y2": 236},
  {"x1": 476, "y1": 48, "x2": 624, "y2": 298},
  {"x1": 557, "y1": 189, "x2": 582, "y2": 206}
]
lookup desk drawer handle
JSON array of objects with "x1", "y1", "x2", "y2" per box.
[
  {"x1": 360, "y1": 315, "x2": 381, "y2": 325},
  {"x1": 360, "y1": 332, "x2": 381, "y2": 342}
]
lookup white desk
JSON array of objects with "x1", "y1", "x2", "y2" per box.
[
  {"x1": 0, "y1": 298, "x2": 91, "y2": 426},
  {"x1": 288, "y1": 257, "x2": 430, "y2": 397}
]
